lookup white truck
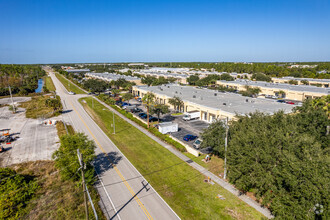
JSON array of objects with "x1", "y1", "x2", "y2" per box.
[
  {"x1": 182, "y1": 110, "x2": 200, "y2": 121},
  {"x1": 158, "y1": 122, "x2": 178, "y2": 134}
]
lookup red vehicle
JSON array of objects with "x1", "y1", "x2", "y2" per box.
[{"x1": 286, "y1": 101, "x2": 294, "y2": 105}]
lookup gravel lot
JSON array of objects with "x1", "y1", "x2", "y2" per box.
[
  {"x1": 0, "y1": 97, "x2": 31, "y2": 105},
  {"x1": 0, "y1": 106, "x2": 59, "y2": 166}
]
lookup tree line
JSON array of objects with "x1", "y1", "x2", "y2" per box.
[
  {"x1": 200, "y1": 95, "x2": 330, "y2": 219},
  {"x1": 0, "y1": 64, "x2": 46, "y2": 96}
]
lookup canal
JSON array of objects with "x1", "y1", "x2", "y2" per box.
[{"x1": 35, "y1": 78, "x2": 44, "y2": 93}]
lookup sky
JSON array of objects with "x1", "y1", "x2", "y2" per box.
[{"x1": 0, "y1": 0, "x2": 330, "y2": 64}]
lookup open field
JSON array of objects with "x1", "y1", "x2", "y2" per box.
[
  {"x1": 55, "y1": 73, "x2": 86, "y2": 94},
  {"x1": 43, "y1": 76, "x2": 56, "y2": 92},
  {"x1": 19, "y1": 95, "x2": 61, "y2": 119},
  {"x1": 79, "y1": 97, "x2": 264, "y2": 220}
]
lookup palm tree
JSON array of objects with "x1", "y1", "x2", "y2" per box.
[
  {"x1": 150, "y1": 104, "x2": 169, "y2": 124},
  {"x1": 142, "y1": 92, "x2": 155, "y2": 128},
  {"x1": 168, "y1": 96, "x2": 184, "y2": 112}
]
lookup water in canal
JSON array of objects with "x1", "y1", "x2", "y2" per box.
[{"x1": 35, "y1": 79, "x2": 44, "y2": 93}]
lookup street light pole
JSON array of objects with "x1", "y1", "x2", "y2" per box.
[
  {"x1": 224, "y1": 117, "x2": 228, "y2": 180},
  {"x1": 112, "y1": 111, "x2": 116, "y2": 134}
]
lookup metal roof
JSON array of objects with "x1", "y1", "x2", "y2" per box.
[
  {"x1": 134, "y1": 84, "x2": 294, "y2": 116},
  {"x1": 86, "y1": 72, "x2": 139, "y2": 81},
  {"x1": 272, "y1": 77, "x2": 330, "y2": 83},
  {"x1": 218, "y1": 79, "x2": 330, "y2": 94},
  {"x1": 66, "y1": 69, "x2": 90, "y2": 73}
]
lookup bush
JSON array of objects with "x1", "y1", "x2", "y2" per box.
[{"x1": 0, "y1": 168, "x2": 39, "y2": 219}]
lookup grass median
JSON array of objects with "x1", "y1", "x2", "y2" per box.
[
  {"x1": 79, "y1": 97, "x2": 264, "y2": 220},
  {"x1": 43, "y1": 76, "x2": 56, "y2": 92},
  {"x1": 55, "y1": 73, "x2": 86, "y2": 94}
]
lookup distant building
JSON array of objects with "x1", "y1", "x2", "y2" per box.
[
  {"x1": 272, "y1": 77, "x2": 330, "y2": 88},
  {"x1": 85, "y1": 72, "x2": 142, "y2": 85},
  {"x1": 288, "y1": 64, "x2": 317, "y2": 68},
  {"x1": 65, "y1": 69, "x2": 90, "y2": 73},
  {"x1": 128, "y1": 63, "x2": 147, "y2": 66},
  {"x1": 216, "y1": 79, "x2": 330, "y2": 101}
]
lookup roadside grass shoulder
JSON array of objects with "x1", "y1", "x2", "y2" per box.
[
  {"x1": 55, "y1": 73, "x2": 86, "y2": 94},
  {"x1": 43, "y1": 76, "x2": 56, "y2": 92},
  {"x1": 79, "y1": 97, "x2": 264, "y2": 220},
  {"x1": 184, "y1": 153, "x2": 224, "y2": 176},
  {"x1": 56, "y1": 121, "x2": 75, "y2": 137}
]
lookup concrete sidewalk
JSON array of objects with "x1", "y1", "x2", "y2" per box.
[{"x1": 95, "y1": 97, "x2": 274, "y2": 219}]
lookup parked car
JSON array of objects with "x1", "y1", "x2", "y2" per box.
[
  {"x1": 121, "y1": 102, "x2": 129, "y2": 107},
  {"x1": 137, "y1": 98, "x2": 142, "y2": 102},
  {"x1": 122, "y1": 104, "x2": 132, "y2": 109},
  {"x1": 148, "y1": 117, "x2": 158, "y2": 122},
  {"x1": 68, "y1": 91, "x2": 75, "y2": 95},
  {"x1": 277, "y1": 100, "x2": 286, "y2": 103},
  {"x1": 193, "y1": 139, "x2": 202, "y2": 149},
  {"x1": 139, "y1": 113, "x2": 147, "y2": 119},
  {"x1": 286, "y1": 101, "x2": 295, "y2": 105},
  {"x1": 130, "y1": 108, "x2": 143, "y2": 113},
  {"x1": 183, "y1": 134, "x2": 197, "y2": 142}
]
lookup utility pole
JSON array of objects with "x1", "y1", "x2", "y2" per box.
[
  {"x1": 112, "y1": 111, "x2": 116, "y2": 134},
  {"x1": 224, "y1": 117, "x2": 228, "y2": 180},
  {"x1": 8, "y1": 86, "x2": 15, "y2": 113},
  {"x1": 77, "y1": 149, "x2": 89, "y2": 220}
]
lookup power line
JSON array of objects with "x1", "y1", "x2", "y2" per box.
[
  {"x1": 91, "y1": 153, "x2": 202, "y2": 189},
  {"x1": 77, "y1": 149, "x2": 98, "y2": 220}
]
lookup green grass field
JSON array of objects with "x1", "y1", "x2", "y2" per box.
[
  {"x1": 55, "y1": 73, "x2": 86, "y2": 94},
  {"x1": 79, "y1": 97, "x2": 264, "y2": 220},
  {"x1": 44, "y1": 76, "x2": 56, "y2": 92}
]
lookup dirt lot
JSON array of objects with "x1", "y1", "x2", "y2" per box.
[{"x1": 0, "y1": 106, "x2": 60, "y2": 167}]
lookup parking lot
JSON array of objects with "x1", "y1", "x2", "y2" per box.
[{"x1": 125, "y1": 99, "x2": 210, "y2": 150}]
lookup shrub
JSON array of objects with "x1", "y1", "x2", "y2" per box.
[{"x1": 0, "y1": 168, "x2": 39, "y2": 219}]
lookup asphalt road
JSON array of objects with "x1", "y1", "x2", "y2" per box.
[{"x1": 48, "y1": 70, "x2": 180, "y2": 220}]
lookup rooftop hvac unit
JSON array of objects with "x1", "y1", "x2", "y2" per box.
[
  {"x1": 175, "y1": 91, "x2": 178, "y2": 94},
  {"x1": 223, "y1": 103, "x2": 226, "y2": 105},
  {"x1": 214, "y1": 93, "x2": 217, "y2": 96},
  {"x1": 193, "y1": 95, "x2": 196, "y2": 98}
]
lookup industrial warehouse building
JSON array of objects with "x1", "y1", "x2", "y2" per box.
[
  {"x1": 216, "y1": 80, "x2": 330, "y2": 101},
  {"x1": 132, "y1": 84, "x2": 294, "y2": 122},
  {"x1": 272, "y1": 77, "x2": 330, "y2": 88},
  {"x1": 85, "y1": 72, "x2": 142, "y2": 85}
]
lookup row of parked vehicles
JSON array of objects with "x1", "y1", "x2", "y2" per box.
[{"x1": 276, "y1": 99, "x2": 295, "y2": 105}]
